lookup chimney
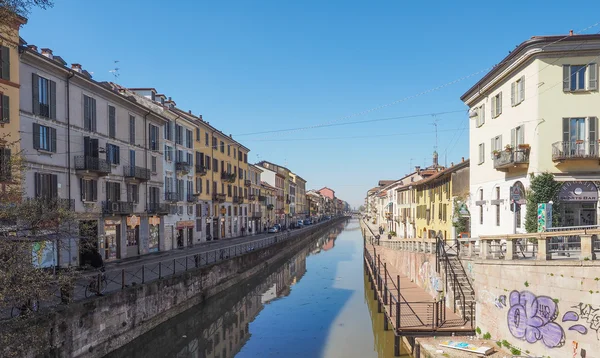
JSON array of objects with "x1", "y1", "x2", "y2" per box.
[
  {"x1": 461, "y1": 157, "x2": 465, "y2": 162},
  {"x1": 415, "y1": 166, "x2": 421, "y2": 172},
  {"x1": 71, "y1": 63, "x2": 82, "y2": 73},
  {"x1": 27, "y1": 45, "x2": 38, "y2": 52},
  {"x1": 188, "y1": 110, "x2": 192, "y2": 114},
  {"x1": 569, "y1": 29, "x2": 574, "y2": 36},
  {"x1": 199, "y1": 115, "x2": 203, "y2": 121},
  {"x1": 451, "y1": 162, "x2": 454, "y2": 167},
  {"x1": 168, "y1": 96, "x2": 172, "y2": 101},
  {"x1": 41, "y1": 48, "x2": 53, "y2": 59}
]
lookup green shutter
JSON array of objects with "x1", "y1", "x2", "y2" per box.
[
  {"x1": 32, "y1": 73, "x2": 40, "y2": 115},
  {"x1": 1, "y1": 46, "x2": 9, "y2": 80},
  {"x1": 50, "y1": 127, "x2": 57, "y2": 153},
  {"x1": 1, "y1": 94, "x2": 8, "y2": 122},
  {"x1": 49, "y1": 80, "x2": 56, "y2": 119},
  {"x1": 33, "y1": 123, "x2": 40, "y2": 149}
]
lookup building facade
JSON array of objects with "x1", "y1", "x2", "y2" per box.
[{"x1": 248, "y1": 164, "x2": 262, "y2": 234}]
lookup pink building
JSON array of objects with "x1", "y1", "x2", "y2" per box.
[{"x1": 317, "y1": 187, "x2": 335, "y2": 201}]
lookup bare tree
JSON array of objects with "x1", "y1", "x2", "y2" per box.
[{"x1": 0, "y1": 0, "x2": 53, "y2": 22}]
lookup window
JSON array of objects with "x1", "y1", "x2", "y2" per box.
[
  {"x1": 79, "y1": 178, "x2": 97, "y2": 202},
  {"x1": 495, "y1": 187, "x2": 500, "y2": 226},
  {"x1": 511, "y1": 125, "x2": 525, "y2": 147},
  {"x1": 165, "y1": 121, "x2": 173, "y2": 141},
  {"x1": 206, "y1": 155, "x2": 211, "y2": 170},
  {"x1": 187, "y1": 152, "x2": 193, "y2": 166},
  {"x1": 186, "y1": 129, "x2": 193, "y2": 148},
  {"x1": 196, "y1": 128, "x2": 201, "y2": 142},
  {"x1": 227, "y1": 145, "x2": 230, "y2": 156},
  {"x1": 490, "y1": 135, "x2": 502, "y2": 158},
  {"x1": 108, "y1": 106, "x2": 116, "y2": 138},
  {"x1": 0, "y1": 94, "x2": 9, "y2": 123},
  {"x1": 228, "y1": 185, "x2": 232, "y2": 197},
  {"x1": 149, "y1": 124, "x2": 159, "y2": 151},
  {"x1": 83, "y1": 95, "x2": 97, "y2": 131},
  {"x1": 149, "y1": 187, "x2": 160, "y2": 205},
  {"x1": 187, "y1": 180, "x2": 193, "y2": 197},
  {"x1": 175, "y1": 125, "x2": 183, "y2": 145},
  {"x1": 176, "y1": 149, "x2": 183, "y2": 163},
  {"x1": 478, "y1": 143, "x2": 485, "y2": 164},
  {"x1": 0, "y1": 46, "x2": 9, "y2": 80},
  {"x1": 563, "y1": 64, "x2": 597, "y2": 92},
  {"x1": 106, "y1": 144, "x2": 120, "y2": 165},
  {"x1": 491, "y1": 92, "x2": 502, "y2": 118},
  {"x1": 127, "y1": 183, "x2": 139, "y2": 203},
  {"x1": 213, "y1": 181, "x2": 217, "y2": 195},
  {"x1": 0, "y1": 147, "x2": 10, "y2": 181},
  {"x1": 511, "y1": 76, "x2": 525, "y2": 106},
  {"x1": 213, "y1": 158, "x2": 218, "y2": 172},
  {"x1": 106, "y1": 181, "x2": 121, "y2": 202},
  {"x1": 212, "y1": 136, "x2": 217, "y2": 149},
  {"x1": 562, "y1": 117, "x2": 598, "y2": 156},
  {"x1": 151, "y1": 156, "x2": 157, "y2": 173},
  {"x1": 129, "y1": 115, "x2": 136, "y2": 145},
  {"x1": 188, "y1": 205, "x2": 193, "y2": 216},
  {"x1": 220, "y1": 141, "x2": 225, "y2": 153},
  {"x1": 233, "y1": 148, "x2": 236, "y2": 159},
  {"x1": 164, "y1": 145, "x2": 173, "y2": 161},
  {"x1": 196, "y1": 178, "x2": 203, "y2": 193},
  {"x1": 476, "y1": 104, "x2": 485, "y2": 127},
  {"x1": 32, "y1": 123, "x2": 57, "y2": 152},
  {"x1": 34, "y1": 173, "x2": 58, "y2": 200},
  {"x1": 177, "y1": 179, "x2": 184, "y2": 201},
  {"x1": 32, "y1": 74, "x2": 56, "y2": 119},
  {"x1": 196, "y1": 152, "x2": 205, "y2": 168},
  {"x1": 244, "y1": 153, "x2": 247, "y2": 163},
  {"x1": 205, "y1": 132, "x2": 209, "y2": 146}
]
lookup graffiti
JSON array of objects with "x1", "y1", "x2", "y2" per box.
[
  {"x1": 572, "y1": 341, "x2": 578, "y2": 358},
  {"x1": 479, "y1": 290, "x2": 506, "y2": 309},
  {"x1": 562, "y1": 303, "x2": 600, "y2": 340},
  {"x1": 418, "y1": 261, "x2": 441, "y2": 294},
  {"x1": 506, "y1": 290, "x2": 565, "y2": 348},
  {"x1": 495, "y1": 295, "x2": 507, "y2": 309},
  {"x1": 466, "y1": 261, "x2": 474, "y2": 277}
]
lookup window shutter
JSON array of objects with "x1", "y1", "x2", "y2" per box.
[
  {"x1": 588, "y1": 63, "x2": 598, "y2": 90},
  {"x1": 92, "y1": 180, "x2": 97, "y2": 201},
  {"x1": 91, "y1": 99, "x2": 97, "y2": 132},
  {"x1": 498, "y1": 92, "x2": 502, "y2": 115},
  {"x1": 80, "y1": 178, "x2": 85, "y2": 201},
  {"x1": 518, "y1": 125, "x2": 525, "y2": 145},
  {"x1": 129, "y1": 116, "x2": 135, "y2": 144},
  {"x1": 1, "y1": 46, "x2": 9, "y2": 80},
  {"x1": 511, "y1": 128, "x2": 516, "y2": 148},
  {"x1": 116, "y1": 146, "x2": 120, "y2": 164},
  {"x1": 33, "y1": 123, "x2": 40, "y2": 149},
  {"x1": 91, "y1": 138, "x2": 99, "y2": 158},
  {"x1": 109, "y1": 106, "x2": 116, "y2": 138},
  {"x1": 589, "y1": 117, "x2": 597, "y2": 143},
  {"x1": 50, "y1": 174, "x2": 58, "y2": 198},
  {"x1": 106, "y1": 144, "x2": 112, "y2": 163},
  {"x1": 491, "y1": 96, "x2": 496, "y2": 118},
  {"x1": 83, "y1": 96, "x2": 90, "y2": 130},
  {"x1": 32, "y1": 73, "x2": 40, "y2": 115},
  {"x1": 511, "y1": 82, "x2": 516, "y2": 106},
  {"x1": 50, "y1": 127, "x2": 57, "y2": 152},
  {"x1": 481, "y1": 104, "x2": 485, "y2": 125},
  {"x1": 34, "y1": 173, "x2": 41, "y2": 197},
  {"x1": 84, "y1": 136, "x2": 90, "y2": 157},
  {"x1": 49, "y1": 80, "x2": 56, "y2": 119},
  {"x1": 2, "y1": 94, "x2": 9, "y2": 122},
  {"x1": 519, "y1": 76, "x2": 525, "y2": 103},
  {"x1": 562, "y1": 118, "x2": 570, "y2": 143},
  {"x1": 563, "y1": 65, "x2": 570, "y2": 92}
]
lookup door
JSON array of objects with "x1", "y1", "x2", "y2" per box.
[
  {"x1": 187, "y1": 227, "x2": 193, "y2": 246},
  {"x1": 212, "y1": 219, "x2": 219, "y2": 240},
  {"x1": 79, "y1": 220, "x2": 98, "y2": 266},
  {"x1": 126, "y1": 227, "x2": 139, "y2": 257},
  {"x1": 177, "y1": 229, "x2": 184, "y2": 248},
  {"x1": 206, "y1": 222, "x2": 211, "y2": 240}
]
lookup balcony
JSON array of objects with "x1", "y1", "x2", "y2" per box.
[
  {"x1": 552, "y1": 141, "x2": 600, "y2": 162},
  {"x1": 176, "y1": 161, "x2": 192, "y2": 174},
  {"x1": 259, "y1": 195, "x2": 267, "y2": 202},
  {"x1": 252, "y1": 212, "x2": 262, "y2": 218},
  {"x1": 249, "y1": 194, "x2": 256, "y2": 201},
  {"x1": 102, "y1": 201, "x2": 134, "y2": 216},
  {"x1": 195, "y1": 165, "x2": 207, "y2": 176},
  {"x1": 187, "y1": 194, "x2": 197, "y2": 203},
  {"x1": 213, "y1": 193, "x2": 226, "y2": 203},
  {"x1": 147, "y1": 202, "x2": 169, "y2": 215},
  {"x1": 244, "y1": 179, "x2": 251, "y2": 187},
  {"x1": 74, "y1": 156, "x2": 111, "y2": 176},
  {"x1": 124, "y1": 165, "x2": 151, "y2": 181},
  {"x1": 493, "y1": 148, "x2": 530, "y2": 172},
  {"x1": 165, "y1": 191, "x2": 179, "y2": 203},
  {"x1": 267, "y1": 204, "x2": 274, "y2": 210},
  {"x1": 233, "y1": 196, "x2": 244, "y2": 204},
  {"x1": 221, "y1": 172, "x2": 236, "y2": 183}
]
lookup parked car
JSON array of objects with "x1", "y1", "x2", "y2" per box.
[
  {"x1": 274, "y1": 224, "x2": 282, "y2": 231},
  {"x1": 267, "y1": 226, "x2": 279, "y2": 233},
  {"x1": 296, "y1": 220, "x2": 304, "y2": 228},
  {"x1": 303, "y1": 219, "x2": 312, "y2": 225}
]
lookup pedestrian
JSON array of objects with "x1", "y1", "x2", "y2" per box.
[
  {"x1": 264, "y1": 225, "x2": 267, "y2": 232},
  {"x1": 241, "y1": 226, "x2": 246, "y2": 237}
]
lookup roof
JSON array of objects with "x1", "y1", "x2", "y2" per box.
[
  {"x1": 378, "y1": 180, "x2": 395, "y2": 186},
  {"x1": 413, "y1": 159, "x2": 470, "y2": 188},
  {"x1": 460, "y1": 34, "x2": 600, "y2": 102},
  {"x1": 261, "y1": 181, "x2": 277, "y2": 190},
  {"x1": 256, "y1": 160, "x2": 291, "y2": 174},
  {"x1": 318, "y1": 187, "x2": 335, "y2": 193}
]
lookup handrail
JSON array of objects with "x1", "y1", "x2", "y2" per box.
[{"x1": 437, "y1": 235, "x2": 471, "y2": 323}]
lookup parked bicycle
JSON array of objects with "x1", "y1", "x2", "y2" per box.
[{"x1": 85, "y1": 267, "x2": 108, "y2": 298}]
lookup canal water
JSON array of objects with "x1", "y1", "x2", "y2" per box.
[{"x1": 106, "y1": 219, "x2": 412, "y2": 358}]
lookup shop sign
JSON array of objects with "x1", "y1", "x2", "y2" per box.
[
  {"x1": 105, "y1": 219, "x2": 120, "y2": 226},
  {"x1": 176, "y1": 220, "x2": 194, "y2": 229},
  {"x1": 558, "y1": 181, "x2": 598, "y2": 202},
  {"x1": 220, "y1": 207, "x2": 227, "y2": 215},
  {"x1": 127, "y1": 215, "x2": 140, "y2": 228},
  {"x1": 149, "y1": 216, "x2": 160, "y2": 226}
]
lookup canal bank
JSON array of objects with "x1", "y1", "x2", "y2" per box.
[
  {"x1": 106, "y1": 218, "x2": 413, "y2": 358},
  {"x1": 1, "y1": 218, "x2": 347, "y2": 358}
]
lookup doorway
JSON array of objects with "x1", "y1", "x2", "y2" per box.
[
  {"x1": 126, "y1": 226, "x2": 139, "y2": 257},
  {"x1": 79, "y1": 220, "x2": 98, "y2": 266},
  {"x1": 187, "y1": 227, "x2": 194, "y2": 246},
  {"x1": 177, "y1": 229, "x2": 184, "y2": 248},
  {"x1": 212, "y1": 218, "x2": 219, "y2": 240}
]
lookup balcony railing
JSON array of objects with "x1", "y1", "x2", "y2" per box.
[
  {"x1": 176, "y1": 161, "x2": 192, "y2": 173},
  {"x1": 187, "y1": 194, "x2": 197, "y2": 203},
  {"x1": 124, "y1": 165, "x2": 151, "y2": 181},
  {"x1": 195, "y1": 165, "x2": 207, "y2": 176},
  {"x1": 244, "y1": 179, "x2": 251, "y2": 187},
  {"x1": 147, "y1": 202, "x2": 169, "y2": 215},
  {"x1": 26, "y1": 197, "x2": 74, "y2": 211},
  {"x1": 552, "y1": 141, "x2": 600, "y2": 162},
  {"x1": 252, "y1": 212, "x2": 263, "y2": 218},
  {"x1": 74, "y1": 156, "x2": 111, "y2": 175},
  {"x1": 102, "y1": 201, "x2": 134, "y2": 215},
  {"x1": 248, "y1": 194, "x2": 256, "y2": 201},
  {"x1": 233, "y1": 196, "x2": 244, "y2": 204},
  {"x1": 493, "y1": 148, "x2": 530, "y2": 172},
  {"x1": 213, "y1": 193, "x2": 226, "y2": 203},
  {"x1": 259, "y1": 195, "x2": 267, "y2": 202},
  {"x1": 221, "y1": 172, "x2": 236, "y2": 183},
  {"x1": 165, "y1": 191, "x2": 179, "y2": 203}
]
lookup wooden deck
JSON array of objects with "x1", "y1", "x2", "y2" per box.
[{"x1": 364, "y1": 243, "x2": 474, "y2": 336}]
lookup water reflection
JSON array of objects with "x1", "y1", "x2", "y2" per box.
[{"x1": 106, "y1": 222, "x2": 347, "y2": 358}]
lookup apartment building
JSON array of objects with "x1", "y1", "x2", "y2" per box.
[
  {"x1": 18, "y1": 47, "x2": 168, "y2": 266},
  {"x1": 290, "y1": 173, "x2": 307, "y2": 219},
  {"x1": 461, "y1": 33, "x2": 600, "y2": 237},
  {"x1": 257, "y1": 161, "x2": 293, "y2": 227},
  {"x1": 0, "y1": 16, "x2": 26, "y2": 186},
  {"x1": 248, "y1": 164, "x2": 263, "y2": 233},
  {"x1": 260, "y1": 181, "x2": 277, "y2": 229}
]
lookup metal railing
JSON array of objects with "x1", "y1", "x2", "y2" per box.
[
  {"x1": 244, "y1": 180, "x2": 251, "y2": 187},
  {"x1": 147, "y1": 202, "x2": 169, "y2": 215},
  {"x1": 74, "y1": 155, "x2": 111, "y2": 174},
  {"x1": 164, "y1": 191, "x2": 179, "y2": 203},
  {"x1": 124, "y1": 165, "x2": 151, "y2": 181},
  {"x1": 195, "y1": 165, "x2": 207, "y2": 176},
  {"x1": 102, "y1": 201, "x2": 134, "y2": 215},
  {"x1": 175, "y1": 162, "x2": 192, "y2": 173},
  {"x1": 493, "y1": 149, "x2": 529, "y2": 170},
  {"x1": 213, "y1": 193, "x2": 226, "y2": 202},
  {"x1": 552, "y1": 140, "x2": 600, "y2": 161},
  {"x1": 221, "y1": 172, "x2": 236, "y2": 182}
]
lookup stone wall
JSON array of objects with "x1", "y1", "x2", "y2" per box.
[
  {"x1": 474, "y1": 260, "x2": 600, "y2": 357},
  {"x1": 1, "y1": 218, "x2": 345, "y2": 358}
]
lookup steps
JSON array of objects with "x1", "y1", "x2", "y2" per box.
[{"x1": 442, "y1": 246, "x2": 476, "y2": 324}]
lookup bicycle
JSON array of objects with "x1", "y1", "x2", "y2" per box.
[
  {"x1": 85, "y1": 268, "x2": 108, "y2": 298},
  {"x1": 11, "y1": 298, "x2": 39, "y2": 318}
]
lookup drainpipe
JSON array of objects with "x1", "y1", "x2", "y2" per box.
[
  {"x1": 66, "y1": 70, "x2": 75, "y2": 267},
  {"x1": 143, "y1": 111, "x2": 150, "y2": 215},
  {"x1": 211, "y1": 130, "x2": 216, "y2": 237}
]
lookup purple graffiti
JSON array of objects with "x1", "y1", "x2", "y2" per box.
[
  {"x1": 569, "y1": 325, "x2": 588, "y2": 334},
  {"x1": 495, "y1": 295, "x2": 507, "y2": 309},
  {"x1": 507, "y1": 291, "x2": 565, "y2": 348},
  {"x1": 564, "y1": 303, "x2": 600, "y2": 340},
  {"x1": 562, "y1": 311, "x2": 579, "y2": 322}
]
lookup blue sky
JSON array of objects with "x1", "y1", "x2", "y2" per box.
[{"x1": 21, "y1": 0, "x2": 600, "y2": 208}]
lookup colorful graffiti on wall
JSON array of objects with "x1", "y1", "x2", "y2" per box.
[
  {"x1": 562, "y1": 303, "x2": 600, "y2": 340},
  {"x1": 506, "y1": 290, "x2": 565, "y2": 348},
  {"x1": 418, "y1": 261, "x2": 441, "y2": 294}
]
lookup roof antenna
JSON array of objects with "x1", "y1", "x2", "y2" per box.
[
  {"x1": 430, "y1": 115, "x2": 440, "y2": 152},
  {"x1": 109, "y1": 60, "x2": 120, "y2": 79}
]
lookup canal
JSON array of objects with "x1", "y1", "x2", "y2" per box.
[{"x1": 105, "y1": 219, "x2": 412, "y2": 357}]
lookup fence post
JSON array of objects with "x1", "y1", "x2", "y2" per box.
[
  {"x1": 142, "y1": 264, "x2": 145, "y2": 283},
  {"x1": 159, "y1": 262, "x2": 162, "y2": 278},
  {"x1": 121, "y1": 269, "x2": 125, "y2": 289},
  {"x1": 384, "y1": 263, "x2": 388, "y2": 305},
  {"x1": 173, "y1": 259, "x2": 176, "y2": 275}
]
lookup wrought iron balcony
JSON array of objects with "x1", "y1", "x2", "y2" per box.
[
  {"x1": 259, "y1": 195, "x2": 267, "y2": 202},
  {"x1": 213, "y1": 193, "x2": 226, "y2": 203},
  {"x1": 493, "y1": 148, "x2": 530, "y2": 172},
  {"x1": 267, "y1": 204, "x2": 274, "y2": 210},
  {"x1": 102, "y1": 201, "x2": 134, "y2": 215},
  {"x1": 252, "y1": 212, "x2": 263, "y2": 218},
  {"x1": 552, "y1": 141, "x2": 600, "y2": 162},
  {"x1": 74, "y1": 156, "x2": 111, "y2": 175},
  {"x1": 165, "y1": 191, "x2": 179, "y2": 203},
  {"x1": 244, "y1": 179, "x2": 251, "y2": 187},
  {"x1": 187, "y1": 194, "x2": 197, "y2": 203},
  {"x1": 195, "y1": 165, "x2": 207, "y2": 176},
  {"x1": 147, "y1": 202, "x2": 169, "y2": 215},
  {"x1": 221, "y1": 172, "x2": 236, "y2": 183},
  {"x1": 124, "y1": 165, "x2": 151, "y2": 181},
  {"x1": 248, "y1": 194, "x2": 256, "y2": 201},
  {"x1": 233, "y1": 196, "x2": 244, "y2": 204},
  {"x1": 176, "y1": 161, "x2": 192, "y2": 173}
]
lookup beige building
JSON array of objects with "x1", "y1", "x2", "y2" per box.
[
  {"x1": 260, "y1": 181, "x2": 277, "y2": 229},
  {"x1": 248, "y1": 164, "x2": 263, "y2": 234}
]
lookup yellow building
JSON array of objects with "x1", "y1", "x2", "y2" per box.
[
  {"x1": 248, "y1": 164, "x2": 263, "y2": 233},
  {"x1": 0, "y1": 15, "x2": 26, "y2": 182},
  {"x1": 414, "y1": 159, "x2": 469, "y2": 240}
]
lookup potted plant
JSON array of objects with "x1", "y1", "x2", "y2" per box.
[
  {"x1": 576, "y1": 139, "x2": 584, "y2": 144},
  {"x1": 492, "y1": 149, "x2": 501, "y2": 157},
  {"x1": 518, "y1": 143, "x2": 530, "y2": 150},
  {"x1": 504, "y1": 144, "x2": 513, "y2": 152}
]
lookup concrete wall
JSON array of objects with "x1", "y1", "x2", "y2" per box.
[
  {"x1": 1, "y1": 219, "x2": 344, "y2": 358},
  {"x1": 474, "y1": 260, "x2": 600, "y2": 357}
]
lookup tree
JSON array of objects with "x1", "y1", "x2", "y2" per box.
[
  {"x1": 524, "y1": 173, "x2": 562, "y2": 233},
  {"x1": 0, "y1": 0, "x2": 53, "y2": 25},
  {"x1": 358, "y1": 205, "x2": 365, "y2": 212}
]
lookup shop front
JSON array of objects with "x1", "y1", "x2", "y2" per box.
[
  {"x1": 176, "y1": 220, "x2": 195, "y2": 247},
  {"x1": 558, "y1": 181, "x2": 598, "y2": 227},
  {"x1": 102, "y1": 219, "x2": 120, "y2": 261},
  {"x1": 148, "y1": 216, "x2": 160, "y2": 253},
  {"x1": 126, "y1": 215, "x2": 140, "y2": 257}
]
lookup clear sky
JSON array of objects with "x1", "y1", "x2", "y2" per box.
[{"x1": 20, "y1": 0, "x2": 600, "y2": 208}]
